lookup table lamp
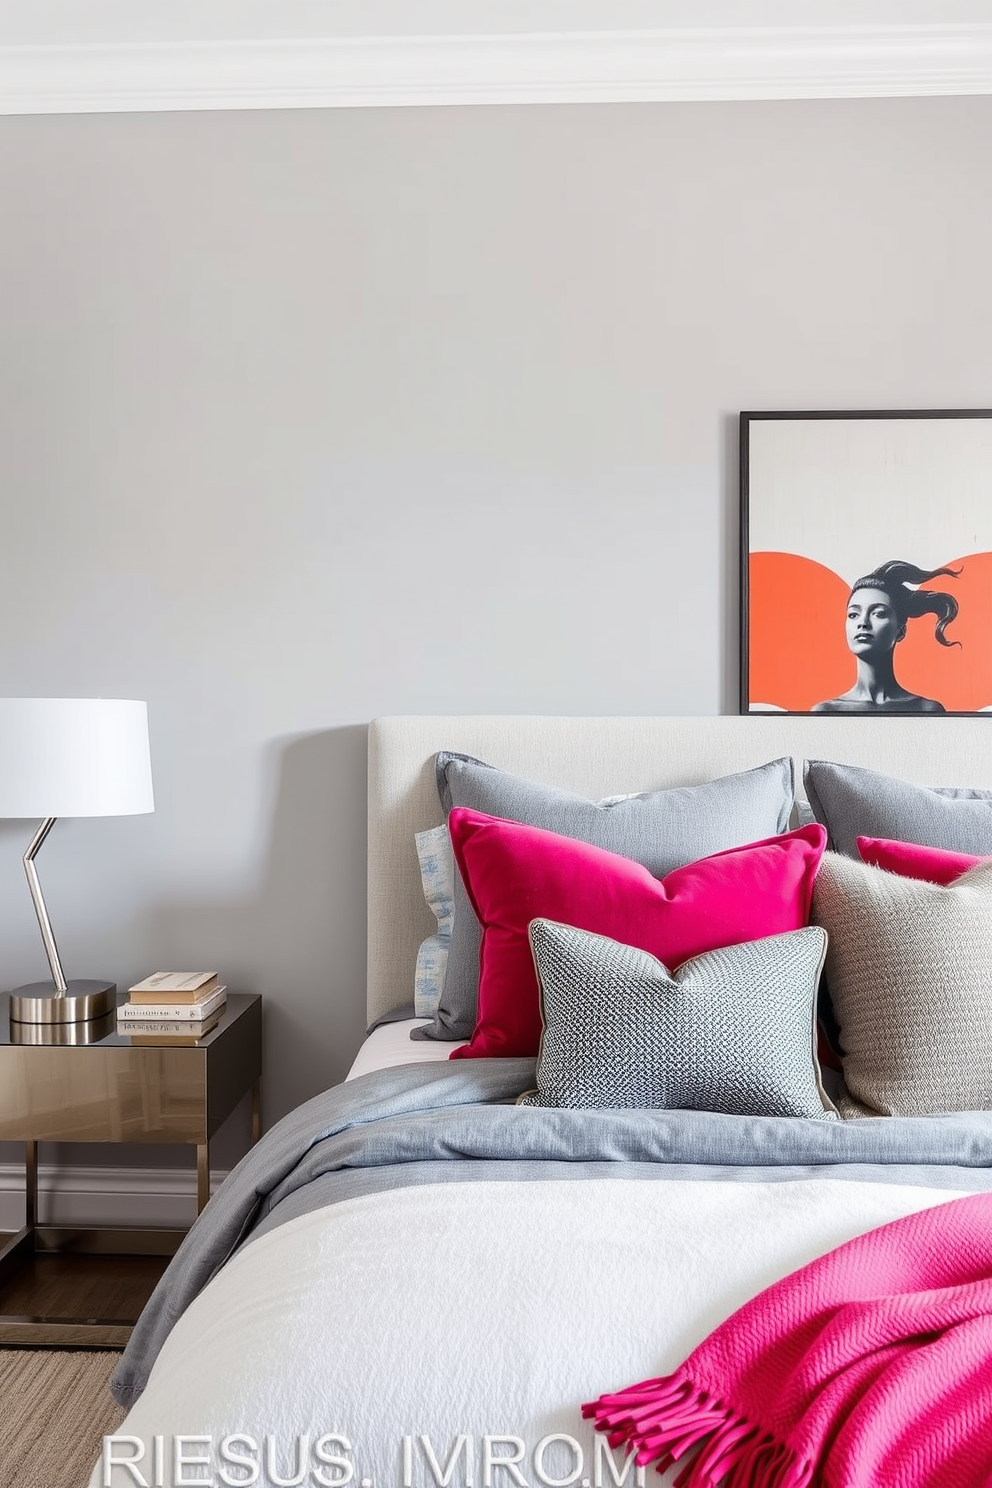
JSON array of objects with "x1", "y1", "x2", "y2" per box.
[{"x1": 0, "y1": 698, "x2": 154, "y2": 1024}]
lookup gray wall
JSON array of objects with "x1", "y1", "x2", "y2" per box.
[{"x1": 1, "y1": 98, "x2": 991, "y2": 1144}]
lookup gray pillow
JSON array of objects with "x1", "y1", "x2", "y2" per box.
[
  {"x1": 414, "y1": 753, "x2": 796, "y2": 1041},
  {"x1": 519, "y1": 919, "x2": 834, "y2": 1118},
  {"x1": 804, "y1": 760, "x2": 992, "y2": 860},
  {"x1": 812, "y1": 853, "x2": 992, "y2": 1117}
]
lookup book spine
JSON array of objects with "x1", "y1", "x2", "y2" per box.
[
  {"x1": 129, "y1": 987, "x2": 218, "y2": 1005},
  {"x1": 119, "y1": 991, "x2": 226, "y2": 1020},
  {"x1": 123, "y1": 1023, "x2": 216, "y2": 1035}
]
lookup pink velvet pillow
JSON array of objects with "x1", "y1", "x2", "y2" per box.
[
  {"x1": 856, "y1": 836, "x2": 988, "y2": 886},
  {"x1": 448, "y1": 809, "x2": 827, "y2": 1059}
]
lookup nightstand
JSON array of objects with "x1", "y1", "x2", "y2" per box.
[{"x1": 0, "y1": 990, "x2": 261, "y2": 1346}]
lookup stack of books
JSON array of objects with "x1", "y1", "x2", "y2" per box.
[{"x1": 118, "y1": 971, "x2": 227, "y2": 1043}]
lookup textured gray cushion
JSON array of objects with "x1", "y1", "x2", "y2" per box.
[
  {"x1": 804, "y1": 760, "x2": 992, "y2": 860},
  {"x1": 519, "y1": 919, "x2": 834, "y2": 1118},
  {"x1": 812, "y1": 853, "x2": 992, "y2": 1117},
  {"x1": 414, "y1": 752, "x2": 797, "y2": 1042}
]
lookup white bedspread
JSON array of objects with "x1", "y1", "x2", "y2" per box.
[
  {"x1": 91, "y1": 1176, "x2": 965, "y2": 1488},
  {"x1": 346, "y1": 1019, "x2": 466, "y2": 1080}
]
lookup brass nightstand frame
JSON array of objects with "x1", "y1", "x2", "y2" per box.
[{"x1": 0, "y1": 991, "x2": 261, "y2": 1346}]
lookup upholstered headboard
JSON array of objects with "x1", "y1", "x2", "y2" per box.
[{"x1": 366, "y1": 715, "x2": 992, "y2": 1024}]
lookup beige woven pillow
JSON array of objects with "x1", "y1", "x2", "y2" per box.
[{"x1": 812, "y1": 853, "x2": 992, "y2": 1117}]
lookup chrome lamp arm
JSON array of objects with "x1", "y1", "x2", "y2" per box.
[
  {"x1": 23, "y1": 817, "x2": 68, "y2": 996},
  {"x1": 10, "y1": 812, "x2": 115, "y2": 1024}
]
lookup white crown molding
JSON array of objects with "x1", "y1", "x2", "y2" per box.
[
  {"x1": 0, "y1": 1161, "x2": 230, "y2": 1231},
  {"x1": 1, "y1": 23, "x2": 992, "y2": 115}
]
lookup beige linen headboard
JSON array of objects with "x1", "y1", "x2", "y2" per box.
[{"x1": 366, "y1": 715, "x2": 992, "y2": 1025}]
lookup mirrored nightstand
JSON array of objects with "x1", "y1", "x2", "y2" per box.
[{"x1": 0, "y1": 991, "x2": 261, "y2": 1346}]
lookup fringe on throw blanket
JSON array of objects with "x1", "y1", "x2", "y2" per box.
[{"x1": 585, "y1": 1377, "x2": 811, "y2": 1488}]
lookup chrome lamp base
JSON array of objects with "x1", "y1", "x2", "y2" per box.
[
  {"x1": 9, "y1": 979, "x2": 117, "y2": 1024},
  {"x1": 9, "y1": 817, "x2": 118, "y2": 1025}
]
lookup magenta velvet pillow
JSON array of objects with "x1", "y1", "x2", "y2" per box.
[
  {"x1": 448, "y1": 809, "x2": 827, "y2": 1059},
  {"x1": 856, "y1": 836, "x2": 988, "y2": 886}
]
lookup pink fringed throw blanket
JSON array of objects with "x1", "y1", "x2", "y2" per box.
[{"x1": 584, "y1": 1192, "x2": 992, "y2": 1488}]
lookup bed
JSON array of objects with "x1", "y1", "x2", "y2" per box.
[{"x1": 91, "y1": 714, "x2": 992, "y2": 1488}]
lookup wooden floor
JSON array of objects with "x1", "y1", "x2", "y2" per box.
[{"x1": 0, "y1": 1232, "x2": 168, "y2": 1347}]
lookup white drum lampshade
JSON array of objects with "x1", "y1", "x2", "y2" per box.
[{"x1": 0, "y1": 699, "x2": 154, "y2": 1023}]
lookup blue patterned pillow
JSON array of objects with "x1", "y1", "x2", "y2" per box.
[
  {"x1": 413, "y1": 826, "x2": 455, "y2": 1018},
  {"x1": 521, "y1": 920, "x2": 835, "y2": 1118}
]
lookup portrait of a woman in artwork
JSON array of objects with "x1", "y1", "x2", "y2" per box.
[
  {"x1": 742, "y1": 412, "x2": 992, "y2": 716},
  {"x1": 812, "y1": 561, "x2": 961, "y2": 714}
]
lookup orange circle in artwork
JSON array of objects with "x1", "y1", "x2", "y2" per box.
[
  {"x1": 748, "y1": 553, "x2": 852, "y2": 712},
  {"x1": 897, "y1": 555, "x2": 992, "y2": 713}
]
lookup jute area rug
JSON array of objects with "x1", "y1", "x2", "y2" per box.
[{"x1": 0, "y1": 1349, "x2": 125, "y2": 1488}]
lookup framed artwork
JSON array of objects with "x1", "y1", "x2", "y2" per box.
[{"x1": 740, "y1": 410, "x2": 992, "y2": 716}]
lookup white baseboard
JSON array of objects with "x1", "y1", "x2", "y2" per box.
[{"x1": 0, "y1": 1161, "x2": 230, "y2": 1232}]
